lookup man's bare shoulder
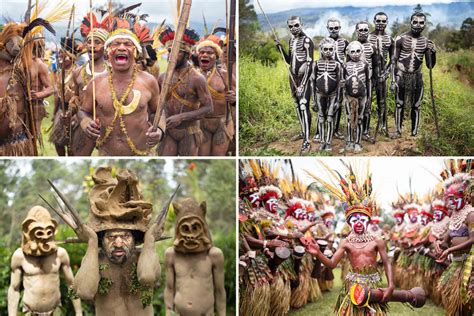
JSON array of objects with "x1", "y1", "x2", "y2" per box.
[
  {"x1": 138, "y1": 69, "x2": 158, "y2": 88},
  {"x1": 11, "y1": 248, "x2": 25, "y2": 268},
  {"x1": 209, "y1": 247, "x2": 224, "y2": 263}
]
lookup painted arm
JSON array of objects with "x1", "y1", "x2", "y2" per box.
[
  {"x1": 137, "y1": 224, "x2": 161, "y2": 286},
  {"x1": 386, "y1": 37, "x2": 395, "y2": 75},
  {"x1": 72, "y1": 229, "x2": 100, "y2": 301},
  {"x1": 275, "y1": 39, "x2": 290, "y2": 64},
  {"x1": 310, "y1": 239, "x2": 347, "y2": 269},
  {"x1": 59, "y1": 248, "x2": 82, "y2": 315},
  {"x1": 425, "y1": 39, "x2": 436, "y2": 69},
  {"x1": 300, "y1": 37, "x2": 314, "y2": 90},
  {"x1": 391, "y1": 36, "x2": 402, "y2": 89},
  {"x1": 164, "y1": 248, "x2": 175, "y2": 315},
  {"x1": 7, "y1": 249, "x2": 23, "y2": 316},
  {"x1": 210, "y1": 247, "x2": 226, "y2": 316},
  {"x1": 365, "y1": 62, "x2": 371, "y2": 99},
  {"x1": 377, "y1": 238, "x2": 394, "y2": 302}
]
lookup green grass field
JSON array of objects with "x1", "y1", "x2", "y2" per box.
[
  {"x1": 240, "y1": 50, "x2": 474, "y2": 156},
  {"x1": 289, "y1": 268, "x2": 445, "y2": 316}
]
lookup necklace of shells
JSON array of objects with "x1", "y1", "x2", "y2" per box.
[
  {"x1": 347, "y1": 231, "x2": 375, "y2": 248},
  {"x1": 449, "y1": 206, "x2": 473, "y2": 231}
]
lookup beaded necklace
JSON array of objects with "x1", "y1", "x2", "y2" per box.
[{"x1": 96, "y1": 65, "x2": 149, "y2": 156}]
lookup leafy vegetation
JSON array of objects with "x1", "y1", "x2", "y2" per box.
[
  {"x1": 240, "y1": 49, "x2": 474, "y2": 156},
  {"x1": 0, "y1": 159, "x2": 236, "y2": 315}
]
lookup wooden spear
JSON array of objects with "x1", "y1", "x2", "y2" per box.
[
  {"x1": 89, "y1": 0, "x2": 96, "y2": 120},
  {"x1": 152, "y1": 0, "x2": 192, "y2": 130},
  {"x1": 225, "y1": 0, "x2": 236, "y2": 126}
]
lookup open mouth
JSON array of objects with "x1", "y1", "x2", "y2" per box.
[
  {"x1": 112, "y1": 249, "x2": 126, "y2": 257},
  {"x1": 115, "y1": 54, "x2": 129, "y2": 65},
  {"x1": 200, "y1": 58, "x2": 210, "y2": 66}
]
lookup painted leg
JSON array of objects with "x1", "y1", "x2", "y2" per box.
[{"x1": 411, "y1": 84, "x2": 424, "y2": 136}]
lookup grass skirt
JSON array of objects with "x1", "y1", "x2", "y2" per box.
[
  {"x1": 438, "y1": 252, "x2": 473, "y2": 316},
  {"x1": 335, "y1": 266, "x2": 389, "y2": 316}
]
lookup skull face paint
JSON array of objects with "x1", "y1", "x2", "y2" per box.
[
  {"x1": 327, "y1": 20, "x2": 341, "y2": 39},
  {"x1": 348, "y1": 213, "x2": 370, "y2": 234},
  {"x1": 22, "y1": 206, "x2": 58, "y2": 257},
  {"x1": 102, "y1": 229, "x2": 135, "y2": 265},
  {"x1": 374, "y1": 13, "x2": 388, "y2": 31},
  {"x1": 410, "y1": 14, "x2": 426, "y2": 35},
  {"x1": 287, "y1": 16, "x2": 303, "y2": 36},
  {"x1": 347, "y1": 41, "x2": 363, "y2": 62},
  {"x1": 248, "y1": 192, "x2": 261, "y2": 208},
  {"x1": 356, "y1": 22, "x2": 370, "y2": 42},
  {"x1": 320, "y1": 38, "x2": 336, "y2": 60}
]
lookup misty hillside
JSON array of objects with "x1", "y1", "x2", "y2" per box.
[{"x1": 258, "y1": 1, "x2": 473, "y2": 38}]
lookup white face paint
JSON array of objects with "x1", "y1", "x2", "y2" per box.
[
  {"x1": 266, "y1": 198, "x2": 279, "y2": 213},
  {"x1": 288, "y1": 17, "x2": 303, "y2": 36},
  {"x1": 324, "y1": 218, "x2": 334, "y2": 229},
  {"x1": 248, "y1": 192, "x2": 260, "y2": 207},
  {"x1": 356, "y1": 23, "x2": 370, "y2": 41},
  {"x1": 446, "y1": 196, "x2": 464, "y2": 211},
  {"x1": 433, "y1": 210, "x2": 445, "y2": 222},
  {"x1": 409, "y1": 213, "x2": 418, "y2": 224},
  {"x1": 395, "y1": 216, "x2": 404, "y2": 225},
  {"x1": 420, "y1": 215, "x2": 431, "y2": 226},
  {"x1": 347, "y1": 42, "x2": 363, "y2": 62},
  {"x1": 348, "y1": 213, "x2": 369, "y2": 234},
  {"x1": 321, "y1": 42, "x2": 335, "y2": 59},
  {"x1": 374, "y1": 14, "x2": 388, "y2": 31},
  {"x1": 293, "y1": 208, "x2": 307, "y2": 220},
  {"x1": 327, "y1": 21, "x2": 341, "y2": 38},
  {"x1": 411, "y1": 15, "x2": 426, "y2": 34}
]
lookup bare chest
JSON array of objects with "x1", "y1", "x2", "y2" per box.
[
  {"x1": 22, "y1": 253, "x2": 61, "y2": 275},
  {"x1": 174, "y1": 252, "x2": 213, "y2": 278}
]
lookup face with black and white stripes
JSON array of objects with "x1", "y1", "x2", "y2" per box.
[
  {"x1": 356, "y1": 22, "x2": 370, "y2": 42},
  {"x1": 374, "y1": 13, "x2": 388, "y2": 32}
]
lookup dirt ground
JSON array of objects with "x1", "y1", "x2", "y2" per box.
[{"x1": 266, "y1": 121, "x2": 424, "y2": 156}]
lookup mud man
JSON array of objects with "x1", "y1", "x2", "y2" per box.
[
  {"x1": 165, "y1": 198, "x2": 226, "y2": 316},
  {"x1": 391, "y1": 12, "x2": 436, "y2": 138},
  {"x1": 276, "y1": 16, "x2": 314, "y2": 154}
]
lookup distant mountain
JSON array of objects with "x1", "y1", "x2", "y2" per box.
[{"x1": 257, "y1": 2, "x2": 474, "y2": 38}]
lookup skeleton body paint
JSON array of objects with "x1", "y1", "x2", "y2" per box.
[
  {"x1": 312, "y1": 37, "x2": 342, "y2": 152},
  {"x1": 277, "y1": 16, "x2": 314, "y2": 153},
  {"x1": 355, "y1": 22, "x2": 379, "y2": 140},
  {"x1": 368, "y1": 12, "x2": 394, "y2": 137},
  {"x1": 326, "y1": 19, "x2": 349, "y2": 139},
  {"x1": 391, "y1": 13, "x2": 436, "y2": 138},
  {"x1": 343, "y1": 41, "x2": 371, "y2": 153}
]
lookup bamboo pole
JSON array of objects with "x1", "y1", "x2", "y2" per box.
[
  {"x1": 152, "y1": 0, "x2": 193, "y2": 129},
  {"x1": 89, "y1": 0, "x2": 96, "y2": 120}
]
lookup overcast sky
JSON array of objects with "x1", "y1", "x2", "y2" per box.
[
  {"x1": 0, "y1": 0, "x2": 226, "y2": 26},
  {"x1": 278, "y1": 157, "x2": 453, "y2": 213},
  {"x1": 253, "y1": 0, "x2": 462, "y2": 13}
]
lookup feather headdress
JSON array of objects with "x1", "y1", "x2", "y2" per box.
[
  {"x1": 440, "y1": 159, "x2": 473, "y2": 199},
  {"x1": 159, "y1": 25, "x2": 200, "y2": 53},
  {"x1": 305, "y1": 160, "x2": 375, "y2": 219}
]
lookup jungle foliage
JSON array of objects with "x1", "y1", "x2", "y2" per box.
[{"x1": 0, "y1": 159, "x2": 236, "y2": 315}]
